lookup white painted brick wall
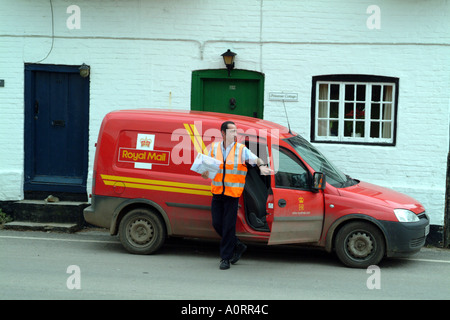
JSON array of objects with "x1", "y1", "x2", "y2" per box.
[{"x1": 0, "y1": 0, "x2": 449, "y2": 225}]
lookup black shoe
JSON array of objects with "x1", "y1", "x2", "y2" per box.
[
  {"x1": 230, "y1": 241, "x2": 247, "y2": 265},
  {"x1": 220, "y1": 259, "x2": 230, "y2": 270}
]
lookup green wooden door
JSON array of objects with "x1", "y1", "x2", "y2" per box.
[{"x1": 191, "y1": 69, "x2": 264, "y2": 119}]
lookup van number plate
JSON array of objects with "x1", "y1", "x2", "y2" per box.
[{"x1": 425, "y1": 224, "x2": 430, "y2": 236}]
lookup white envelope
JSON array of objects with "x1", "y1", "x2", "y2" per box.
[{"x1": 190, "y1": 153, "x2": 221, "y2": 179}]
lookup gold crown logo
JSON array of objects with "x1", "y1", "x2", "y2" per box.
[{"x1": 140, "y1": 137, "x2": 152, "y2": 148}]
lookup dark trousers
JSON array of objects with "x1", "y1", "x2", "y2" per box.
[{"x1": 211, "y1": 194, "x2": 239, "y2": 260}]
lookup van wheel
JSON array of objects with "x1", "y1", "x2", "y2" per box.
[
  {"x1": 119, "y1": 208, "x2": 166, "y2": 255},
  {"x1": 335, "y1": 221, "x2": 385, "y2": 268}
]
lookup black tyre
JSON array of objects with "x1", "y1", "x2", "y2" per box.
[
  {"x1": 119, "y1": 208, "x2": 166, "y2": 255},
  {"x1": 335, "y1": 221, "x2": 385, "y2": 268}
]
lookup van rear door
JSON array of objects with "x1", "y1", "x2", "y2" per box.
[{"x1": 267, "y1": 146, "x2": 324, "y2": 245}]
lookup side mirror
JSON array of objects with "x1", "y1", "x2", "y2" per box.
[{"x1": 312, "y1": 172, "x2": 326, "y2": 191}]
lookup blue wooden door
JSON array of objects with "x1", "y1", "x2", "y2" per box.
[{"x1": 24, "y1": 64, "x2": 89, "y2": 194}]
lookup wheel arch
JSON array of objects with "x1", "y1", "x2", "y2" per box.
[
  {"x1": 324, "y1": 214, "x2": 389, "y2": 253},
  {"x1": 110, "y1": 198, "x2": 172, "y2": 236}
]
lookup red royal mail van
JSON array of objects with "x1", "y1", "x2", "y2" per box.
[{"x1": 84, "y1": 109, "x2": 430, "y2": 268}]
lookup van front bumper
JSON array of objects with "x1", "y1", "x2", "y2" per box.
[{"x1": 379, "y1": 213, "x2": 430, "y2": 257}]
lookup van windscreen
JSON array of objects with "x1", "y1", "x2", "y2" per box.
[{"x1": 285, "y1": 135, "x2": 357, "y2": 188}]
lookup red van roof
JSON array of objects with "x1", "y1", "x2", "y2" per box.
[{"x1": 106, "y1": 108, "x2": 295, "y2": 139}]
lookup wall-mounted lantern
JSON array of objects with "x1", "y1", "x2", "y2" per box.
[
  {"x1": 221, "y1": 49, "x2": 236, "y2": 77},
  {"x1": 79, "y1": 63, "x2": 90, "y2": 78}
]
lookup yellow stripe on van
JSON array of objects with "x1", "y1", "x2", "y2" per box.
[
  {"x1": 184, "y1": 123, "x2": 208, "y2": 155},
  {"x1": 101, "y1": 174, "x2": 212, "y2": 196},
  {"x1": 190, "y1": 124, "x2": 207, "y2": 154},
  {"x1": 183, "y1": 123, "x2": 202, "y2": 154}
]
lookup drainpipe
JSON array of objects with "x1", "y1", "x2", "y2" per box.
[
  {"x1": 445, "y1": 108, "x2": 450, "y2": 248},
  {"x1": 445, "y1": 152, "x2": 450, "y2": 248}
]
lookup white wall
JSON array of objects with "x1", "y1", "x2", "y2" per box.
[{"x1": 0, "y1": 0, "x2": 449, "y2": 225}]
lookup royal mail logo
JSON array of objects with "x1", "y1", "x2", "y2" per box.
[{"x1": 118, "y1": 148, "x2": 170, "y2": 165}]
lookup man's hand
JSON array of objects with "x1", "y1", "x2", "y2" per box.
[
  {"x1": 201, "y1": 171, "x2": 210, "y2": 179},
  {"x1": 255, "y1": 158, "x2": 273, "y2": 176},
  {"x1": 259, "y1": 166, "x2": 273, "y2": 176}
]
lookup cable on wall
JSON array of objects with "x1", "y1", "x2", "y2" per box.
[{"x1": 34, "y1": 0, "x2": 55, "y2": 63}]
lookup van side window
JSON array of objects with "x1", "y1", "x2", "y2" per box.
[{"x1": 273, "y1": 147, "x2": 310, "y2": 190}]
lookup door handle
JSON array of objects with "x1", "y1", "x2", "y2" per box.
[
  {"x1": 278, "y1": 199, "x2": 286, "y2": 207},
  {"x1": 229, "y1": 97, "x2": 236, "y2": 110}
]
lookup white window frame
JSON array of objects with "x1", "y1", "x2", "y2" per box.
[{"x1": 311, "y1": 75, "x2": 398, "y2": 146}]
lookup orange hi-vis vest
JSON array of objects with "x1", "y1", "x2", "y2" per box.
[{"x1": 211, "y1": 142, "x2": 248, "y2": 198}]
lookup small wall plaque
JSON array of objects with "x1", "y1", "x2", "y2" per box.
[{"x1": 268, "y1": 92, "x2": 298, "y2": 102}]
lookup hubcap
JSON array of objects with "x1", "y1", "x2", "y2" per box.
[
  {"x1": 347, "y1": 232, "x2": 373, "y2": 259},
  {"x1": 128, "y1": 219, "x2": 154, "y2": 246}
]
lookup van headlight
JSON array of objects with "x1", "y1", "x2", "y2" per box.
[{"x1": 394, "y1": 209, "x2": 420, "y2": 223}]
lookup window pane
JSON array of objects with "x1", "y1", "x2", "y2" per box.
[
  {"x1": 356, "y1": 103, "x2": 365, "y2": 119},
  {"x1": 318, "y1": 120, "x2": 327, "y2": 136},
  {"x1": 329, "y1": 120, "x2": 338, "y2": 136},
  {"x1": 370, "y1": 122, "x2": 380, "y2": 138},
  {"x1": 330, "y1": 84, "x2": 339, "y2": 100},
  {"x1": 355, "y1": 121, "x2": 365, "y2": 137},
  {"x1": 345, "y1": 103, "x2": 354, "y2": 119},
  {"x1": 382, "y1": 103, "x2": 392, "y2": 120},
  {"x1": 319, "y1": 84, "x2": 328, "y2": 100},
  {"x1": 318, "y1": 101, "x2": 327, "y2": 118},
  {"x1": 382, "y1": 122, "x2": 391, "y2": 138},
  {"x1": 356, "y1": 84, "x2": 366, "y2": 101},
  {"x1": 383, "y1": 85, "x2": 393, "y2": 102},
  {"x1": 344, "y1": 121, "x2": 353, "y2": 137},
  {"x1": 371, "y1": 103, "x2": 380, "y2": 119},
  {"x1": 372, "y1": 85, "x2": 381, "y2": 102},
  {"x1": 330, "y1": 102, "x2": 339, "y2": 118},
  {"x1": 345, "y1": 84, "x2": 354, "y2": 101}
]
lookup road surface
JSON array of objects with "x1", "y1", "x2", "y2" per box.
[{"x1": 1, "y1": 228, "x2": 449, "y2": 301}]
